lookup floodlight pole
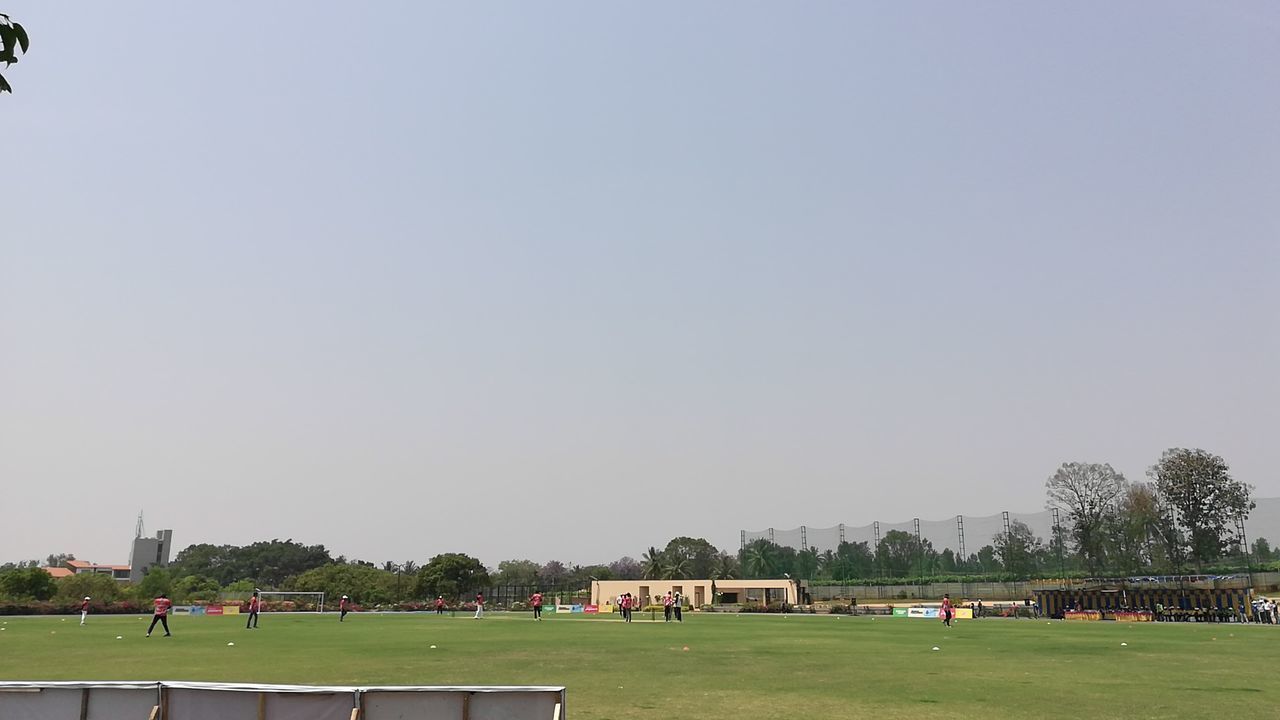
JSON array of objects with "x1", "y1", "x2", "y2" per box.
[
  {"x1": 1052, "y1": 508, "x2": 1065, "y2": 587},
  {"x1": 873, "y1": 522, "x2": 881, "y2": 582},
  {"x1": 1235, "y1": 515, "x2": 1252, "y2": 581},
  {"x1": 913, "y1": 518, "x2": 923, "y2": 597}
]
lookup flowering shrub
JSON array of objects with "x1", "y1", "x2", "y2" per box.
[{"x1": 0, "y1": 600, "x2": 146, "y2": 616}]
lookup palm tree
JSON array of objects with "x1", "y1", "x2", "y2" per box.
[
  {"x1": 818, "y1": 550, "x2": 836, "y2": 579},
  {"x1": 382, "y1": 561, "x2": 399, "y2": 573},
  {"x1": 663, "y1": 556, "x2": 689, "y2": 580},
  {"x1": 711, "y1": 552, "x2": 739, "y2": 580},
  {"x1": 641, "y1": 547, "x2": 666, "y2": 580},
  {"x1": 402, "y1": 561, "x2": 418, "y2": 575},
  {"x1": 795, "y1": 548, "x2": 819, "y2": 580},
  {"x1": 743, "y1": 539, "x2": 779, "y2": 578}
]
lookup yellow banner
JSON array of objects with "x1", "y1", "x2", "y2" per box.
[
  {"x1": 222, "y1": 605, "x2": 241, "y2": 615},
  {"x1": 1065, "y1": 611, "x2": 1101, "y2": 621},
  {"x1": 1114, "y1": 612, "x2": 1152, "y2": 622}
]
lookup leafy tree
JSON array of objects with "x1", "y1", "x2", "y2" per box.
[
  {"x1": 1045, "y1": 521, "x2": 1077, "y2": 576},
  {"x1": 1045, "y1": 462, "x2": 1126, "y2": 574},
  {"x1": 133, "y1": 567, "x2": 172, "y2": 600},
  {"x1": 1150, "y1": 448, "x2": 1255, "y2": 569},
  {"x1": 661, "y1": 537, "x2": 719, "y2": 578},
  {"x1": 608, "y1": 556, "x2": 642, "y2": 580},
  {"x1": 994, "y1": 521, "x2": 1043, "y2": 577},
  {"x1": 172, "y1": 574, "x2": 221, "y2": 603},
  {"x1": 771, "y1": 545, "x2": 799, "y2": 578},
  {"x1": 794, "y1": 547, "x2": 820, "y2": 579},
  {"x1": 224, "y1": 579, "x2": 258, "y2": 594},
  {"x1": 170, "y1": 540, "x2": 333, "y2": 586},
  {"x1": 875, "y1": 530, "x2": 929, "y2": 577},
  {"x1": 493, "y1": 560, "x2": 541, "y2": 586},
  {"x1": 540, "y1": 560, "x2": 569, "y2": 585},
  {"x1": 1253, "y1": 538, "x2": 1274, "y2": 562},
  {"x1": 565, "y1": 564, "x2": 611, "y2": 588},
  {"x1": 45, "y1": 553, "x2": 76, "y2": 569},
  {"x1": 938, "y1": 548, "x2": 958, "y2": 573},
  {"x1": 974, "y1": 545, "x2": 999, "y2": 573},
  {"x1": 414, "y1": 553, "x2": 489, "y2": 601},
  {"x1": 0, "y1": 566, "x2": 56, "y2": 600},
  {"x1": 55, "y1": 573, "x2": 123, "y2": 603},
  {"x1": 835, "y1": 541, "x2": 875, "y2": 579},
  {"x1": 0, "y1": 13, "x2": 30, "y2": 94},
  {"x1": 287, "y1": 563, "x2": 398, "y2": 605},
  {"x1": 1103, "y1": 482, "x2": 1162, "y2": 574}
]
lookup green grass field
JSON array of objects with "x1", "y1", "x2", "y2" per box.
[{"x1": 0, "y1": 612, "x2": 1275, "y2": 719}]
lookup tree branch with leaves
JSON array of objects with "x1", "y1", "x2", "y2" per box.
[
  {"x1": 1044, "y1": 462, "x2": 1126, "y2": 574},
  {"x1": 0, "y1": 13, "x2": 30, "y2": 94}
]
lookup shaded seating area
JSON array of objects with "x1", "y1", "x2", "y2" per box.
[{"x1": 1035, "y1": 585, "x2": 1254, "y2": 622}]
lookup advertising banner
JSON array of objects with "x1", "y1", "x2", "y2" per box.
[
  {"x1": 204, "y1": 605, "x2": 223, "y2": 616},
  {"x1": 892, "y1": 607, "x2": 908, "y2": 617},
  {"x1": 584, "y1": 605, "x2": 599, "y2": 614},
  {"x1": 907, "y1": 607, "x2": 939, "y2": 619},
  {"x1": 1113, "y1": 612, "x2": 1153, "y2": 622},
  {"x1": 1065, "y1": 610, "x2": 1102, "y2": 621},
  {"x1": 555, "y1": 604, "x2": 584, "y2": 613},
  {"x1": 187, "y1": 606, "x2": 205, "y2": 616},
  {"x1": 222, "y1": 605, "x2": 241, "y2": 615}
]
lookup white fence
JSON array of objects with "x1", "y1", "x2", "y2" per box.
[{"x1": 0, "y1": 681, "x2": 566, "y2": 720}]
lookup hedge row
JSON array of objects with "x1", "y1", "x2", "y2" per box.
[{"x1": 0, "y1": 601, "x2": 149, "y2": 616}]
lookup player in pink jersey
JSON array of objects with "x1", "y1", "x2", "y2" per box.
[{"x1": 146, "y1": 594, "x2": 172, "y2": 637}]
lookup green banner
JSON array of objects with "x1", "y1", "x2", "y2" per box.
[{"x1": 892, "y1": 607, "x2": 907, "y2": 617}]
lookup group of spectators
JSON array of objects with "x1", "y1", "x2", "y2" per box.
[
  {"x1": 1152, "y1": 598, "x2": 1279, "y2": 624},
  {"x1": 1249, "y1": 597, "x2": 1277, "y2": 624},
  {"x1": 1153, "y1": 604, "x2": 1240, "y2": 622}
]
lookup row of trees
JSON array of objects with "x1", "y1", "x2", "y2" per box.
[
  {"x1": 739, "y1": 449, "x2": 1270, "y2": 582},
  {"x1": 1045, "y1": 449, "x2": 1258, "y2": 575},
  {"x1": 1, "y1": 449, "x2": 1267, "y2": 601}
]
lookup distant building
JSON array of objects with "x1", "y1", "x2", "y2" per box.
[
  {"x1": 61, "y1": 560, "x2": 131, "y2": 582},
  {"x1": 128, "y1": 529, "x2": 173, "y2": 583},
  {"x1": 590, "y1": 578, "x2": 802, "y2": 608}
]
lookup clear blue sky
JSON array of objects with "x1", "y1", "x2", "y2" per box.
[{"x1": 2, "y1": 2, "x2": 1277, "y2": 568}]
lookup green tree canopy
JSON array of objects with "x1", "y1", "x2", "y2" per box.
[
  {"x1": 286, "y1": 562, "x2": 399, "y2": 605},
  {"x1": 994, "y1": 521, "x2": 1043, "y2": 577},
  {"x1": 662, "y1": 537, "x2": 719, "y2": 579},
  {"x1": 413, "y1": 553, "x2": 489, "y2": 601},
  {"x1": 54, "y1": 573, "x2": 123, "y2": 603},
  {"x1": 172, "y1": 574, "x2": 222, "y2": 603},
  {"x1": 132, "y1": 568, "x2": 173, "y2": 600},
  {"x1": 876, "y1": 530, "x2": 932, "y2": 577},
  {"x1": 0, "y1": 566, "x2": 56, "y2": 600},
  {"x1": 170, "y1": 540, "x2": 333, "y2": 587},
  {"x1": 607, "y1": 556, "x2": 642, "y2": 580},
  {"x1": 1150, "y1": 448, "x2": 1255, "y2": 569},
  {"x1": 493, "y1": 560, "x2": 540, "y2": 586},
  {"x1": 1045, "y1": 462, "x2": 1126, "y2": 574}
]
